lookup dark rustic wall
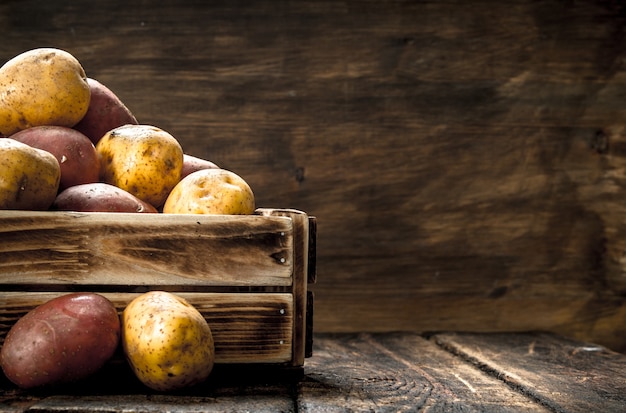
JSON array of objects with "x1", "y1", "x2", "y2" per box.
[{"x1": 2, "y1": 0, "x2": 626, "y2": 350}]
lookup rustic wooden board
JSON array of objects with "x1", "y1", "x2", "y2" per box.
[
  {"x1": 6, "y1": 332, "x2": 625, "y2": 412},
  {"x1": 432, "y1": 332, "x2": 626, "y2": 413},
  {"x1": 0, "y1": 332, "x2": 624, "y2": 412},
  {"x1": 1, "y1": 0, "x2": 626, "y2": 350},
  {"x1": 298, "y1": 333, "x2": 552, "y2": 412},
  {"x1": 257, "y1": 208, "x2": 311, "y2": 366},
  {"x1": 0, "y1": 292, "x2": 294, "y2": 364},
  {"x1": 0, "y1": 208, "x2": 313, "y2": 367},
  {"x1": 0, "y1": 366, "x2": 299, "y2": 413},
  {"x1": 0, "y1": 211, "x2": 293, "y2": 287},
  {"x1": 23, "y1": 394, "x2": 295, "y2": 413}
]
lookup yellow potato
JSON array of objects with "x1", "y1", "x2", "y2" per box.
[
  {"x1": 0, "y1": 138, "x2": 60, "y2": 210},
  {"x1": 0, "y1": 48, "x2": 90, "y2": 136},
  {"x1": 163, "y1": 168, "x2": 255, "y2": 215},
  {"x1": 96, "y1": 124, "x2": 183, "y2": 208},
  {"x1": 121, "y1": 291, "x2": 214, "y2": 392}
]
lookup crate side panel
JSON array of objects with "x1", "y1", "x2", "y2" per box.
[
  {"x1": 0, "y1": 211, "x2": 294, "y2": 287},
  {"x1": 258, "y1": 208, "x2": 311, "y2": 365},
  {"x1": 0, "y1": 291, "x2": 294, "y2": 364}
]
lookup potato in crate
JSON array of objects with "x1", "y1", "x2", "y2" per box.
[{"x1": 0, "y1": 208, "x2": 316, "y2": 380}]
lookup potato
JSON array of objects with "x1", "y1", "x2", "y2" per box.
[
  {"x1": 0, "y1": 48, "x2": 90, "y2": 136},
  {"x1": 122, "y1": 291, "x2": 214, "y2": 392},
  {"x1": 52, "y1": 182, "x2": 158, "y2": 213},
  {"x1": 181, "y1": 154, "x2": 219, "y2": 179},
  {"x1": 163, "y1": 168, "x2": 255, "y2": 215},
  {"x1": 0, "y1": 293, "x2": 120, "y2": 389},
  {"x1": 96, "y1": 124, "x2": 183, "y2": 208},
  {"x1": 10, "y1": 125, "x2": 100, "y2": 191},
  {"x1": 73, "y1": 78, "x2": 138, "y2": 145},
  {"x1": 0, "y1": 138, "x2": 60, "y2": 210}
]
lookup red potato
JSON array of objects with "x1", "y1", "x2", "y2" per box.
[
  {"x1": 181, "y1": 154, "x2": 219, "y2": 179},
  {"x1": 10, "y1": 125, "x2": 100, "y2": 191},
  {"x1": 52, "y1": 182, "x2": 158, "y2": 213},
  {"x1": 0, "y1": 293, "x2": 120, "y2": 389},
  {"x1": 73, "y1": 78, "x2": 138, "y2": 145}
]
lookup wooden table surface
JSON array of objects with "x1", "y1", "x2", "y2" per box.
[{"x1": 0, "y1": 332, "x2": 624, "y2": 412}]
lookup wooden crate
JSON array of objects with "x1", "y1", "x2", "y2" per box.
[{"x1": 0, "y1": 208, "x2": 316, "y2": 367}]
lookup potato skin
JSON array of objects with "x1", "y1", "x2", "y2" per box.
[
  {"x1": 181, "y1": 154, "x2": 219, "y2": 179},
  {"x1": 96, "y1": 124, "x2": 183, "y2": 208},
  {"x1": 122, "y1": 291, "x2": 214, "y2": 392},
  {"x1": 163, "y1": 168, "x2": 255, "y2": 215},
  {"x1": 0, "y1": 48, "x2": 90, "y2": 136},
  {"x1": 0, "y1": 138, "x2": 60, "y2": 210},
  {"x1": 10, "y1": 125, "x2": 100, "y2": 191},
  {"x1": 73, "y1": 78, "x2": 138, "y2": 145},
  {"x1": 52, "y1": 182, "x2": 158, "y2": 213},
  {"x1": 0, "y1": 293, "x2": 120, "y2": 389}
]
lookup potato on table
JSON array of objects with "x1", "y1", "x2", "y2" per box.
[
  {"x1": 122, "y1": 291, "x2": 214, "y2": 392},
  {"x1": 0, "y1": 293, "x2": 120, "y2": 389}
]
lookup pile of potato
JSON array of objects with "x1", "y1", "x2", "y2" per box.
[
  {"x1": 0, "y1": 47, "x2": 255, "y2": 215},
  {"x1": 0, "y1": 48, "x2": 261, "y2": 391}
]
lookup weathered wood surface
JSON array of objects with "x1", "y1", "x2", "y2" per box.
[
  {"x1": 299, "y1": 333, "x2": 552, "y2": 412},
  {"x1": 258, "y1": 208, "x2": 312, "y2": 366},
  {"x1": 0, "y1": 207, "x2": 314, "y2": 366},
  {"x1": 0, "y1": 210, "x2": 294, "y2": 287},
  {"x1": 433, "y1": 332, "x2": 626, "y2": 413},
  {"x1": 2, "y1": 1, "x2": 626, "y2": 350},
  {"x1": 0, "y1": 292, "x2": 294, "y2": 364},
  {"x1": 1, "y1": 332, "x2": 625, "y2": 412}
]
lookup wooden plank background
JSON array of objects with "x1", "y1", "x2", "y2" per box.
[{"x1": 1, "y1": 0, "x2": 626, "y2": 351}]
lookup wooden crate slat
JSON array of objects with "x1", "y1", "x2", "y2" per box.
[
  {"x1": 0, "y1": 208, "x2": 313, "y2": 367},
  {"x1": 0, "y1": 211, "x2": 294, "y2": 287},
  {"x1": 0, "y1": 292, "x2": 294, "y2": 364},
  {"x1": 258, "y1": 208, "x2": 310, "y2": 366}
]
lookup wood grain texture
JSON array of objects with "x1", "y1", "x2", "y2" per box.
[
  {"x1": 23, "y1": 394, "x2": 295, "y2": 413},
  {"x1": 299, "y1": 333, "x2": 552, "y2": 412},
  {"x1": 258, "y1": 208, "x2": 312, "y2": 366},
  {"x1": 1, "y1": 0, "x2": 626, "y2": 349},
  {"x1": 433, "y1": 332, "x2": 626, "y2": 413},
  {"x1": 0, "y1": 211, "x2": 293, "y2": 287},
  {"x1": 0, "y1": 208, "x2": 313, "y2": 366},
  {"x1": 0, "y1": 291, "x2": 294, "y2": 364},
  {"x1": 1, "y1": 333, "x2": 625, "y2": 412}
]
